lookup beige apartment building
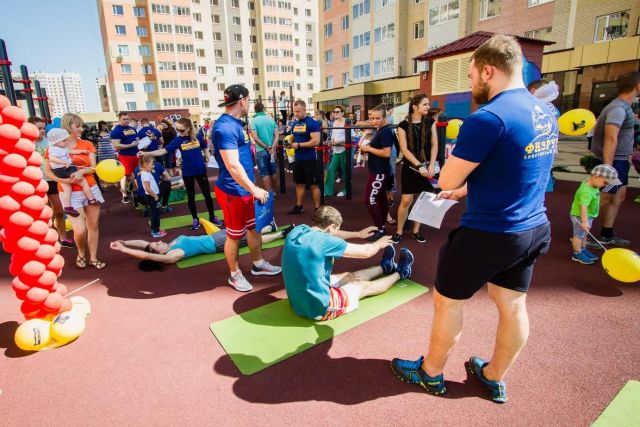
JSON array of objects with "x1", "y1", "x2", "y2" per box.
[{"x1": 97, "y1": 0, "x2": 320, "y2": 121}]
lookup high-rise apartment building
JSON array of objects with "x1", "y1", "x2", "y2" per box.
[
  {"x1": 97, "y1": 0, "x2": 320, "y2": 121},
  {"x1": 18, "y1": 72, "x2": 87, "y2": 118}
]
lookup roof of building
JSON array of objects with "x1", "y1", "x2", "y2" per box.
[{"x1": 414, "y1": 31, "x2": 555, "y2": 61}]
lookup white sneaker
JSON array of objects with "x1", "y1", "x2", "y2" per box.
[
  {"x1": 251, "y1": 261, "x2": 282, "y2": 276},
  {"x1": 337, "y1": 191, "x2": 345, "y2": 197},
  {"x1": 335, "y1": 178, "x2": 341, "y2": 184},
  {"x1": 228, "y1": 273, "x2": 253, "y2": 292}
]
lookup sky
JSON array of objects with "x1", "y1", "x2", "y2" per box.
[{"x1": 2, "y1": 0, "x2": 106, "y2": 111}]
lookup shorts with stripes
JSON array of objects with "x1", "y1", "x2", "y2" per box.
[
  {"x1": 316, "y1": 280, "x2": 360, "y2": 321},
  {"x1": 214, "y1": 186, "x2": 255, "y2": 240}
]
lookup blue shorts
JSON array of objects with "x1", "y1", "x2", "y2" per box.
[
  {"x1": 592, "y1": 158, "x2": 630, "y2": 193},
  {"x1": 256, "y1": 149, "x2": 276, "y2": 177},
  {"x1": 570, "y1": 215, "x2": 593, "y2": 240}
]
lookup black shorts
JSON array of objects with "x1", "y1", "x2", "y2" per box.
[
  {"x1": 400, "y1": 164, "x2": 434, "y2": 194},
  {"x1": 47, "y1": 180, "x2": 59, "y2": 195},
  {"x1": 592, "y1": 158, "x2": 630, "y2": 194},
  {"x1": 293, "y1": 159, "x2": 320, "y2": 186},
  {"x1": 435, "y1": 222, "x2": 551, "y2": 300},
  {"x1": 52, "y1": 166, "x2": 78, "y2": 179}
]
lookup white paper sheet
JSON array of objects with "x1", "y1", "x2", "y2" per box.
[{"x1": 408, "y1": 191, "x2": 458, "y2": 229}]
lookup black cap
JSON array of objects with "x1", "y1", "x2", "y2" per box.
[{"x1": 218, "y1": 84, "x2": 249, "y2": 107}]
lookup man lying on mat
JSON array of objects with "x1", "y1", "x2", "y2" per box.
[
  {"x1": 282, "y1": 206, "x2": 414, "y2": 321},
  {"x1": 110, "y1": 225, "x2": 294, "y2": 270}
]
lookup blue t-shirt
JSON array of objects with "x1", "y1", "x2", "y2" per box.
[
  {"x1": 367, "y1": 125, "x2": 395, "y2": 174},
  {"x1": 170, "y1": 232, "x2": 226, "y2": 258},
  {"x1": 452, "y1": 88, "x2": 557, "y2": 233},
  {"x1": 134, "y1": 162, "x2": 165, "y2": 196},
  {"x1": 110, "y1": 124, "x2": 139, "y2": 156},
  {"x1": 138, "y1": 126, "x2": 162, "y2": 151},
  {"x1": 291, "y1": 116, "x2": 321, "y2": 161},
  {"x1": 164, "y1": 135, "x2": 207, "y2": 177},
  {"x1": 282, "y1": 225, "x2": 348, "y2": 319},
  {"x1": 212, "y1": 114, "x2": 254, "y2": 196}
]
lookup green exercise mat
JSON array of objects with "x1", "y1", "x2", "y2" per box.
[
  {"x1": 210, "y1": 279, "x2": 428, "y2": 375},
  {"x1": 177, "y1": 226, "x2": 289, "y2": 269},
  {"x1": 592, "y1": 380, "x2": 640, "y2": 427},
  {"x1": 153, "y1": 211, "x2": 224, "y2": 230},
  {"x1": 169, "y1": 192, "x2": 216, "y2": 205}
]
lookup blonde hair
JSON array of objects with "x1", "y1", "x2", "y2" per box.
[
  {"x1": 61, "y1": 113, "x2": 84, "y2": 133},
  {"x1": 471, "y1": 34, "x2": 522, "y2": 76},
  {"x1": 312, "y1": 206, "x2": 343, "y2": 229},
  {"x1": 139, "y1": 154, "x2": 155, "y2": 170}
]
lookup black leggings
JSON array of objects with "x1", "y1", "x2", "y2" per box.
[
  {"x1": 183, "y1": 173, "x2": 215, "y2": 220},
  {"x1": 158, "y1": 180, "x2": 171, "y2": 206}
]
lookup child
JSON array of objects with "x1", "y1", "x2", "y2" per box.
[
  {"x1": 570, "y1": 164, "x2": 621, "y2": 264},
  {"x1": 139, "y1": 155, "x2": 167, "y2": 238},
  {"x1": 47, "y1": 128, "x2": 99, "y2": 217}
]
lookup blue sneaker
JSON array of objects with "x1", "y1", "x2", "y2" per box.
[
  {"x1": 390, "y1": 356, "x2": 446, "y2": 395},
  {"x1": 380, "y1": 245, "x2": 396, "y2": 274},
  {"x1": 465, "y1": 356, "x2": 507, "y2": 404},
  {"x1": 161, "y1": 205, "x2": 173, "y2": 213},
  {"x1": 396, "y1": 248, "x2": 414, "y2": 279},
  {"x1": 212, "y1": 216, "x2": 225, "y2": 227},
  {"x1": 581, "y1": 248, "x2": 599, "y2": 262},
  {"x1": 190, "y1": 219, "x2": 201, "y2": 231},
  {"x1": 571, "y1": 250, "x2": 594, "y2": 265}
]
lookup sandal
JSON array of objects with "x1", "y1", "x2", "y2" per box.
[
  {"x1": 88, "y1": 260, "x2": 106, "y2": 270},
  {"x1": 76, "y1": 255, "x2": 87, "y2": 269},
  {"x1": 387, "y1": 218, "x2": 397, "y2": 225}
]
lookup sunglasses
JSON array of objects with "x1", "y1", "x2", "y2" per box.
[
  {"x1": 176, "y1": 128, "x2": 187, "y2": 132},
  {"x1": 333, "y1": 110, "x2": 342, "y2": 113}
]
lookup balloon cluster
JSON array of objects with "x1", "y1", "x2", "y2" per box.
[{"x1": 0, "y1": 95, "x2": 90, "y2": 350}]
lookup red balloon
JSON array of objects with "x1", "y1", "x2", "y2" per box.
[
  {"x1": 0, "y1": 123, "x2": 21, "y2": 151},
  {"x1": 18, "y1": 260, "x2": 47, "y2": 286},
  {"x1": 0, "y1": 152, "x2": 27, "y2": 177},
  {"x1": 35, "y1": 270, "x2": 57, "y2": 290},
  {"x1": 21, "y1": 195, "x2": 46, "y2": 219},
  {"x1": 0, "y1": 174, "x2": 20, "y2": 195},
  {"x1": 20, "y1": 300, "x2": 42, "y2": 317},
  {"x1": 42, "y1": 292, "x2": 63, "y2": 312},
  {"x1": 14, "y1": 138, "x2": 35, "y2": 159},
  {"x1": 26, "y1": 286, "x2": 50, "y2": 303},
  {"x1": 25, "y1": 310, "x2": 50, "y2": 320},
  {"x1": 21, "y1": 166, "x2": 43, "y2": 187},
  {"x1": 9, "y1": 181, "x2": 35, "y2": 202},
  {"x1": 43, "y1": 228, "x2": 58, "y2": 245},
  {"x1": 27, "y1": 151, "x2": 42, "y2": 168},
  {"x1": 0, "y1": 194, "x2": 21, "y2": 226},
  {"x1": 16, "y1": 236, "x2": 40, "y2": 256},
  {"x1": 55, "y1": 283, "x2": 68, "y2": 296},
  {"x1": 20, "y1": 122, "x2": 40, "y2": 142},
  {"x1": 59, "y1": 298, "x2": 73, "y2": 313},
  {"x1": 5, "y1": 211, "x2": 34, "y2": 242},
  {"x1": 53, "y1": 241, "x2": 61, "y2": 254},
  {"x1": 12, "y1": 277, "x2": 30, "y2": 300},
  {"x1": 2, "y1": 239, "x2": 17, "y2": 253},
  {"x1": 0, "y1": 95, "x2": 10, "y2": 110},
  {"x1": 26, "y1": 220, "x2": 49, "y2": 242},
  {"x1": 34, "y1": 244, "x2": 56, "y2": 264},
  {"x1": 48, "y1": 254, "x2": 65, "y2": 275},
  {"x1": 39, "y1": 204, "x2": 53, "y2": 223},
  {"x1": 0, "y1": 227, "x2": 5, "y2": 242},
  {"x1": 1, "y1": 106, "x2": 27, "y2": 128}
]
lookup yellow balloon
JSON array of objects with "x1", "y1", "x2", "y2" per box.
[
  {"x1": 15, "y1": 319, "x2": 52, "y2": 351},
  {"x1": 51, "y1": 311, "x2": 86, "y2": 344},
  {"x1": 95, "y1": 159, "x2": 126, "y2": 183},
  {"x1": 602, "y1": 248, "x2": 640, "y2": 283},
  {"x1": 198, "y1": 217, "x2": 220, "y2": 235},
  {"x1": 284, "y1": 134, "x2": 294, "y2": 144},
  {"x1": 558, "y1": 109, "x2": 596, "y2": 136},
  {"x1": 65, "y1": 218, "x2": 73, "y2": 231},
  {"x1": 70, "y1": 296, "x2": 92, "y2": 318},
  {"x1": 446, "y1": 119, "x2": 463, "y2": 140}
]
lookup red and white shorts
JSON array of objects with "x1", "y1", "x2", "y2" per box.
[
  {"x1": 214, "y1": 186, "x2": 255, "y2": 240},
  {"x1": 317, "y1": 278, "x2": 360, "y2": 321},
  {"x1": 118, "y1": 154, "x2": 139, "y2": 176}
]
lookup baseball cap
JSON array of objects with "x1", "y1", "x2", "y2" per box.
[
  {"x1": 218, "y1": 84, "x2": 249, "y2": 107},
  {"x1": 47, "y1": 128, "x2": 70, "y2": 146},
  {"x1": 591, "y1": 164, "x2": 622, "y2": 185}
]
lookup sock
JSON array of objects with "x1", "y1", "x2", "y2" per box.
[
  {"x1": 231, "y1": 270, "x2": 242, "y2": 278},
  {"x1": 253, "y1": 259, "x2": 265, "y2": 268},
  {"x1": 601, "y1": 227, "x2": 614, "y2": 238}
]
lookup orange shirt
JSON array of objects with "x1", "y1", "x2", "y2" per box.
[{"x1": 45, "y1": 139, "x2": 97, "y2": 191}]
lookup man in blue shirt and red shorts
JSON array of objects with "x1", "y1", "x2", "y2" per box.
[
  {"x1": 212, "y1": 85, "x2": 282, "y2": 292},
  {"x1": 111, "y1": 111, "x2": 140, "y2": 203}
]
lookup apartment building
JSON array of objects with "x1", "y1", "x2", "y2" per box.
[
  {"x1": 17, "y1": 72, "x2": 87, "y2": 118},
  {"x1": 97, "y1": 0, "x2": 320, "y2": 121}
]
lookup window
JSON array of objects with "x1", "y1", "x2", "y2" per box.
[
  {"x1": 250, "y1": 35, "x2": 257, "y2": 43},
  {"x1": 279, "y1": 17, "x2": 291, "y2": 26},
  {"x1": 594, "y1": 11, "x2": 629, "y2": 42},
  {"x1": 306, "y1": 24, "x2": 312, "y2": 32},
  {"x1": 198, "y1": 66, "x2": 207, "y2": 74},
  {"x1": 200, "y1": 83, "x2": 209, "y2": 91},
  {"x1": 374, "y1": 0, "x2": 395, "y2": 9},
  {"x1": 324, "y1": 23, "x2": 333, "y2": 37},
  {"x1": 237, "y1": 67, "x2": 245, "y2": 75},
  {"x1": 202, "y1": 100, "x2": 210, "y2": 108},
  {"x1": 234, "y1": 34, "x2": 242, "y2": 42},
  {"x1": 252, "y1": 84, "x2": 259, "y2": 92},
  {"x1": 306, "y1": 39, "x2": 311, "y2": 47},
  {"x1": 479, "y1": 0, "x2": 501, "y2": 20},
  {"x1": 216, "y1": 66, "x2": 224, "y2": 75},
  {"x1": 158, "y1": 61, "x2": 177, "y2": 71},
  {"x1": 112, "y1": 5, "x2": 124, "y2": 15},
  {"x1": 173, "y1": 6, "x2": 190, "y2": 15},
  {"x1": 174, "y1": 25, "x2": 192, "y2": 35},
  {"x1": 212, "y1": 14, "x2": 220, "y2": 23},
  {"x1": 235, "y1": 50, "x2": 243, "y2": 59},
  {"x1": 177, "y1": 44, "x2": 194, "y2": 53},
  {"x1": 217, "y1": 83, "x2": 226, "y2": 91},
  {"x1": 524, "y1": 27, "x2": 552, "y2": 40},
  {"x1": 342, "y1": 72, "x2": 349, "y2": 86},
  {"x1": 307, "y1": 83, "x2": 314, "y2": 90},
  {"x1": 342, "y1": 43, "x2": 349, "y2": 59},
  {"x1": 162, "y1": 98, "x2": 180, "y2": 107},
  {"x1": 214, "y1": 49, "x2": 223, "y2": 58},
  {"x1": 294, "y1": 23, "x2": 299, "y2": 31},
  {"x1": 352, "y1": 31, "x2": 370, "y2": 49},
  {"x1": 161, "y1": 80, "x2": 178, "y2": 89},
  {"x1": 126, "y1": 102, "x2": 137, "y2": 111},
  {"x1": 156, "y1": 42, "x2": 174, "y2": 52},
  {"x1": 138, "y1": 45, "x2": 150, "y2": 56},
  {"x1": 133, "y1": 6, "x2": 145, "y2": 17},
  {"x1": 429, "y1": 0, "x2": 459, "y2": 26},
  {"x1": 123, "y1": 83, "x2": 134, "y2": 93},
  {"x1": 293, "y1": 7, "x2": 298, "y2": 15},
  {"x1": 115, "y1": 25, "x2": 126, "y2": 35},
  {"x1": 252, "y1": 67, "x2": 259, "y2": 75},
  {"x1": 181, "y1": 80, "x2": 197, "y2": 88},
  {"x1": 323, "y1": 0, "x2": 331, "y2": 10},
  {"x1": 353, "y1": 0, "x2": 370, "y2": 19},
  {"x1": 151, "y1": 4, "x2": 170, "y2": 14},
  {"x1": 196, "y1": 48, "x2": 205, "y2": 57},
  {"x1": 179, "y1": 62, "x2": 196, "y2": 71},
  {"x1": 195, "y1": 31, "x2": 203, "y2": 40},
  {"x1": 248, "y1": 1, "x2": 255, "y2": 10},
  {"x1": 120, "y1": 64, "x2": 132, "y2": 74},
  {"x1": 374, "y1": 23, "x2": 394, "y2": 43},
  {"x1": 305, "y1": 8, "x2": 311, "y2": 16},
  {"x1": 325, "y1": 76, "x2": 334, "y2": 89},
  {"x1": 213, "y1": 32, "x2": 222, "y2": 41},
  {"x1": 280, "y1": 34, "x2": 292, "y2": 42},
  {"x1": 352, "y1": 63, "x2": 370, "y2": 79},
  {"x1": 341, "y1": 15, "x2": 349, "y2": 30},
  {"x1": 193, "y1": 12, "x2": 201, "y2": 22},
  {"x1": 307, "y1": 69, "x2": 313, "y2": 77},
  {"x1": 117, "y1": 44, "x2": 129, "y2": 56},
  {"x1": 374, "y1": 57, "x2": 394, "y2": 75},
  {"x1": 232, "y1": 16, "x2": 241, "y2": 25},
  {"x1": 153, "y1": 23, "x2": 172, "y2": 33},
  {"x1": 136, "y1": 26, "x2": 148, "y2": 37},
  {"x1": 231, "y1": 0, "x2": 239, "y2": 7},
  {"x1": 146, "y1": 101, "x2": 157, "y2": 110},
  {"x1": 307, "y1": 54, "x2": 313, "y2": 62},
  {"x1": 249, "y1": 18, "x2": 256, "y2": 26},
  {"x1": 143, "y1": 83, "x2": 155, "y2": 93},
  {"x1": 140, "y1": 64, "x2": 153, "y2": 74},
  {"x1": 528, "y1": 0, "x2": 553, "y2": 6},
  {"x1": 414, "y1": 20, "x2": 424, "y2": 39},
  {"x1": 211, "y1": 0, "x2": 219, "y2": 5}
]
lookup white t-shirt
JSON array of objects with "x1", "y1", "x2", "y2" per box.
[
  {"x1": 48, "y1": 145, "x2": 71, "y2": 169},
  {"x1": 140, "y1": 171, "x2": 160, "y2": 196}
]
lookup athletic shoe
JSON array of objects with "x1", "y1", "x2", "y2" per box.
[
  {"x1": 366, "y1": 230, "x2": 386, "y2": 242},
  {"x1": 581, "y1": 248, "x2": 599, "y2": 262},
  {"x1": 337, "y1": 190, "x2": 345, "y2": 197},
  {"x1": 391, "y1": 233, "x2": 403, "y2": 244},
  {"x1": 411, "y1": 232, "x2": 426, "y2": 243},
  {"x1": 396, "y1": 248, "x2": 414, "y2": 279},
  {"x1": 390, "y1": 356, "x2": 446, "y2": 395},
  {"x1": 586, "y1": 237, "x2": 604, "y2": 250},
  {"x1": 190, "y1": 219, "x2": 201, "y2": 231},
  {"x1": 161, "y1": 206, "x2": 173, "y2": 213},
  {"x1": 251, "y1": 261, "x2": 282, "y2": 276},
  {"x1": 380, "y1": 245, "x2": 396, "y2": 274},
  {"x1": 572, "y1": 251, "x2": 594, "y2": 265},
  {"x1": 599, "y1": 235, "x2": 631, "y2": 247},
  {"x1": 64, "y1": 207, "x2": 80, "y2": 217},
  {"x1": 465, "y1": 356, "x2": 507, "y2": 404},
  {"x1": 281, "y1": 224, "x2": 295, "y2": 239},
  {"x1": 60, "y1": 239, "x2": 75, "y2": 248},
  {"x1": 268, "y1": 219, "x2": 278, "y2": 233},
  {"x1": 228, "y1": 273, "x2": 253, "y2": 292},
  {"x1": 335, "y1": 178, "x2": 341, "y2": 184},
  {"x1": 286, "y1": 205, "x2": 304, "y2": 215},
  {"x1": 151, "y1": 230, "x2": 168, "y2": 238},
  {"x1": 121, "y1": 195, "x2": 130, "y2": 204},
  {"x1": 212, "y1": 217, "x2": 225, "y2": 227}
]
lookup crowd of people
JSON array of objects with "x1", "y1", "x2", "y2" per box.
[{"x1": 29, "y1": 34, "x2": 639, "y2": 404}]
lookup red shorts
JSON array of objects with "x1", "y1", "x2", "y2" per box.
[
  {"x1": 118, "y1": 154, "x2": 139, "y2": 176},
  {"x1": 319, "y1": 287, "x2": 351, "y2": 321},
  {"x1": 214, "y1": 186, "x2": 255, "y2": 239}
]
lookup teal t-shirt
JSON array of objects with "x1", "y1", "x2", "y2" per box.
[
  {"x1": 282, "y1": 225, "x2": 347, "y2": 319},
  {"x1": 570, "y1": 180, "x2": 600, "y2": 218},
  {"x1": 170, "y1": 231, "x2": 226, "y2": 258},
  {"x1": 250, "y1": 112, "x2": 277, "y2": 152}
]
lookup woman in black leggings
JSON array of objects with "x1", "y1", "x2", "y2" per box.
[{"x1": 143, "y1": 118, "x2": 223, "y2": 230}]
